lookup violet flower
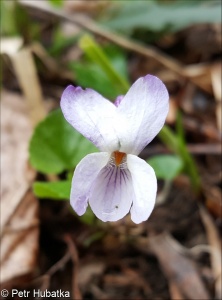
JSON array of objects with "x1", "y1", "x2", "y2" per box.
[{"x1": 60, "y1": 75, "x2": 169, "y2": 223}]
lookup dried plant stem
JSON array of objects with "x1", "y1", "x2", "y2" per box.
[{"x1": 11, "y1": 48, "x2": 46, "y2": 126}]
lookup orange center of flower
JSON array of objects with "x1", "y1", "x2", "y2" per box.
[{"x1": 113, "y1": 151, "x2": 126, "y2": 166}]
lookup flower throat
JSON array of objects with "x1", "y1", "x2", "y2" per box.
[{"x1": 113, "y1": 151, "x2": 126, "y2": 166}]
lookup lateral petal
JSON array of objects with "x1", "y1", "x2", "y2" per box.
[
  {"x1": 117, "y1": 75, "x2": 169, "y2": 155},
  {"x1": 70, "y1": 152, "x2": 110, "y2": 215},
  {"x1": 127, "y1": 154, "x2": 157, "y2": 224},
  {"x1": 89, "y1": 165, "x2": 134, "y2": 222},
  {"x1": 61, "y1": 85, "x2": 119, "y2": 152}
]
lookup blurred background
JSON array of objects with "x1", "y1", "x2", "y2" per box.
[{"x1": 1, "y1": 0, "x2": 221, "y2": 299}]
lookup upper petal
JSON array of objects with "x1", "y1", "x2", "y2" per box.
[
  {"x1": 117, "y1": 75, "x2": 169, "y2": 155},
  {"x1": 127, "y1": 154, "x2": 157, "y2": 224},
  {"x1": 61, "y1": 85, "x2": 119, "y2": 152},
  {"x1": 70, "y1": 152, "x2": 110, "y2": 215},
  {"x1": 89, "y1": 164, "x2": 134, "y2": 222}
]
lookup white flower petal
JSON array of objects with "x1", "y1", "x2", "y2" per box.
[
  {"x1": 89, "y1": 164, "x2": 134, "y2": 222},
  {"x1": 117, "y1": 75, "x2": 169, "y2": 155},
  {"x1": 70, "y1": 152, "x2": 110, "y2": 215},
  {"x1": 61, "y1": 85, "x2": 119, "y2": 152},
  {"x1": 127, "y1": 154, "x2": 157, "y2": 224}
]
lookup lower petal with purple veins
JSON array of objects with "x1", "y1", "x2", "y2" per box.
[{"x1": 89, "y1": 164, "x2": 134, "y2": 222}]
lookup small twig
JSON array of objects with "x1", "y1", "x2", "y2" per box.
[
  {"x1": 141, "y1": 143, "x2": 221, "y2": 158},
  {"x1": 19, "y1": 0, "x2": 183, "y2": 74},
  {"x1": 46, "y1": 251, "x2": 71, "y2": 277},
  {"x1": 165, "y1": 234, "x2": 219, "y2": 259},
  {"x1": 183, "y1": 117, "x2": 221, "y2": 141},
  {"x1": 64, "y1": 234, "x2": 82, "y2": 300},
  {"x1": 32, "y1": 251, "x2": 71, "y2": 293},
  {"x1": 30, "y1": 42, "x2": 74, "y2": 81},
  {"x1": 186, "y1": 144, "x2": 221, "y2": 154},
  {"x1": 38, "y1": 275, "x2": 50, "y2": 294},
  {"x1": 19, "y1": 0, "x2": 213, "y2": 93}
]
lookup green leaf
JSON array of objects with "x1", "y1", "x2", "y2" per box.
[
  {"x1": 78, "y1": 35, "x2": 130, "y2": 97},
  {"x1": 29, "y1": 109, "x2": 97, "y2": 174},
  {"x1": 176, "y1": 113, "x2": 200, "y2": 192},
  {"x1": 102, "y1": 44, "x2": 129, "y2": 81},
  {"x1": 158, "y1": 123, "x2": 200, "y2": 192},
  {"x1": 34, "y1": 180, "x2": 97, "y2": 225},
  {"x1": 71, "y1": 62, "x2": 121, "y2": 99},
  {"x1": 147, "y1": 155, "x2": 183, "y2": 181},
  {"x1": 1, "y1": 1, "x2": 17, "y2": 36},
  {"x1": 158, "y1": 125, "x2": 178, "y2": 152},
  {"x1": 48, "y1": 28, "x2": 80, "y2": 57},
  {"x1": 48, "y1": 0, "x2": 63, "y2": 7},
  {"x1": 70, "y1": 40, "x2": 130, "y2": 99},
  {"x1": 33, "y1": 180, "x2": 71, "y2": 200},
  {"x1": 14, "y1": 2, "x2": 31, "y2": 40},
  {"x1": 101, "y1": 1, "x2": 221, "y2": 33}
]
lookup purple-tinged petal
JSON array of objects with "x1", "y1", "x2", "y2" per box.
[
  {"x1": 114, "y1": 95, "x2": 124, "y2": 107},
  {"x1": 127, "y1": 154, "x2": 157, "y2": 224},
  {"x1": 117, "y1": 75, "x2": 169, "y2": 155},
  {"x1": 70, "y1": 152, "x2": 110, "y2": 215},
  {"x1": 61, "y1": 85, "x2": 119, "y2": 152},
  {"x1": 89, "y1": 164, "x2": 134, "y2": 222}
]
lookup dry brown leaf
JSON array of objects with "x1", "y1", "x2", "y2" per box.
[
  {"x1": 1, "y1": 91, "x2": 35, "y2": 232},
  {"x1": 166, "y1": 97, "x2": 178, "y2": 124},
  {"x1": 184, "y1": 63, "x2": 213, "y2": 94},
  {"x1": 199, "y1": 206, "x2": 222, "y2": 300},
  {"x1": 90, "y1": 284, "x2": 110, "y2": 300},
  {"x1": 169, "y1": 281, "x2": 184, "y2": 300},
  {"x1": 204, "y1": 186, "x2": 222, "y2": 219},
  {"x1": 78, "y1": 261, "x2": 105, "y2": 289},
  {"x1": 104, "y1": 273, "x2": 150, "y2": 293},
  {"x1": 1, "y1": 191, "x2": 39, "y2": 283},
  {"x1": 0, "y1": 90, "x2": 39, "y2": 284},
  {"x1": 211, "y1": 63, "x2": 222, "y2": 132},
  {"x1": 148, "y1": 233, "x2": 210, "y2": 300}
]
